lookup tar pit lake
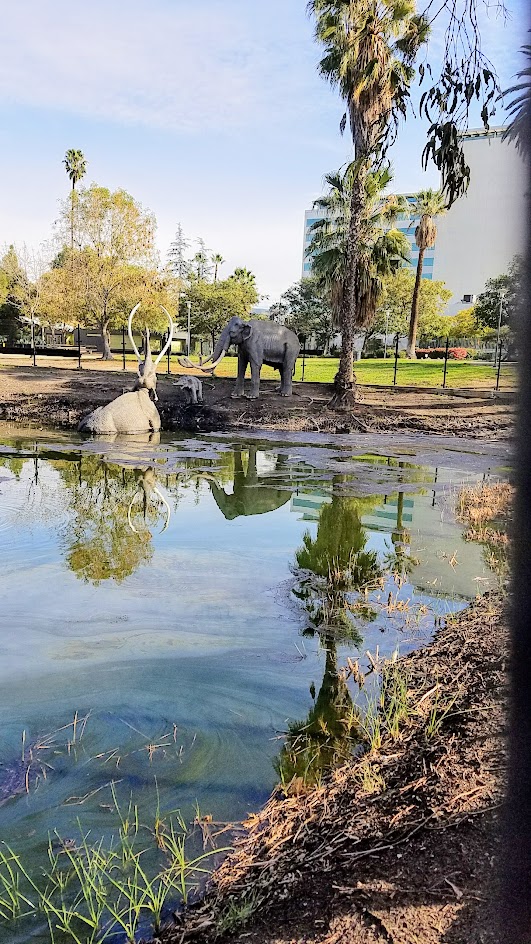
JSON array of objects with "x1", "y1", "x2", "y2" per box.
[{"x1": 0, "y1": 425, "x2": 510, "y2": 942}]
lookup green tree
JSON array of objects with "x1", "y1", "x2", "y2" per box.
[
  {"x1": 167, "y1": 224, "x2": 191, "y2": 283},
  {"x1": 0, "y1": 245, "x2": 51, "y2": 344},
  {"x1": 308, "y1": 165, "x2": 411, "y2": 335},
  {"x1": 271, "y1": 278, "x2": 333, "y2": 351},
  {"x1": 475, "y1": 256, "x2": 522, "y2": 335},
  {"x1": 0, "y1": 246, "x2": 23, "y2": 343},
  {"x1": 55, "y1": 185, "x2": 161, "y2": 358},
  {"x1": 179, "y1": 277, "x2": 258, "y2": 348},
  {"x1": 310, "y1": 0, "x2": 429, "y2": 403},
  {"x1": 228, "y1": 267, "x2": 257, "y2": 291},
  {"x1": 374, "y1": 269, "x2": 451, "y2": 345},
  {"x1": 406, "y1": 189, "x2": 447, "y2": 357},
  {"x1": 445, "y1": 307, "x2": 484, "y2": 341}
]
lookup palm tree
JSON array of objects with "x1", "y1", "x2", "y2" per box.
[
  {"x1": 310, "y1": 0, "x2": 429, "y2": 403},
  {"x1": 230, "y1": 267, "x2": 256, "y2": 287},
  {"x1": 503, "y1": 40, "x2": 531, "y2": 158},
  {"x1": 308, "y1": 165, "x2": 411, "y2": 338},
  {"x1": 193, "y1": 251, "x2": 209, "y2": 280},
  {"x1": 63, "y1": 149, "x2": 87, "y2": 252},
  {"x1": 211, "y1": 253, "x2": 225, "y2": 282},
  {"x1": 406, "y1": 189, "x2": 446, "y2": 358}
]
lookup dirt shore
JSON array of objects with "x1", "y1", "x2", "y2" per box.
[
  {"x1": 155, "y1": 592, "x2": 507, "y2": 944},
  {"x1": 0, "y1": 364, "x2": 515, "y2": 439}
]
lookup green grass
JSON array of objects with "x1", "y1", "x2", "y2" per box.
[
  {"x1": 4, "y1": 349, "x2": 515, "y2": 390},
  {"x1": 176, "y1": 356, "x2": 516, "y2": 390}
]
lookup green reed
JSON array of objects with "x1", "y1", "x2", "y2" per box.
[{"x1": 0, "y1": 787, "x2": 232, "y2": 943}]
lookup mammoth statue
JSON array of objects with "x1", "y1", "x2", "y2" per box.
[
  {"x1": 128, "y1": 303, "x2": 173, "y2": 401},
  {"x1": 79, "y1": 305, "x2": 174, "y2": 435},
  {"x1": 206, "y1": 446, "x2": 292, "y2": 519},
  {"x1": 78, "y1": 388, "x2": 162, "y2": 435},
  {"x1": 180, "y1": 316, "x2": 300, "y2": 399}
]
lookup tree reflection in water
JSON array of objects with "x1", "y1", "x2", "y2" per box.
[
  {"x1": 278, "y1": 485, "x2": 382, "y2": 789},
  {"x1": 58, "y1": 458, "x2": 170, "y2": 585}
]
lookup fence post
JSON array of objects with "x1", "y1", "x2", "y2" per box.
[
  {"x1": 393, "y1": 333, "x2": 399, "y2": 386},
  {"x1": 496, "y1": 339, "x2": 503, "y2": 391},
  {"x1": 301, "y1": 336, "x2": 307, "y2": 382},
  {"x1": 442, "y1": 336, "x2": 450, "y2": 388},
  {"x1": 122, "y1": 326, "x2": 126, "y2": 370},
  {"x1": 77, "y1": 324, "x2": 82, "y2": 370}
]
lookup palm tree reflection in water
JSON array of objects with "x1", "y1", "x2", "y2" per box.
[{"x1": 277, "y1": 487, "x2": 382, "y2": 789}]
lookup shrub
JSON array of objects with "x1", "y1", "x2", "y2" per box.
[
  {"x1": 449, "y1": 347, "x2": 468, "y2": 359},
  {"x1": 414, "y1": 347, "x2": 469, "y2": 360}
]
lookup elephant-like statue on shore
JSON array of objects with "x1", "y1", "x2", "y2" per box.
[
  {"x1": 207, "y1": 446, "x2": 292, "y2": 519},
  {"x1": 180, "y1": 316, "x2": 300, "y2": 399},
  {"x1": 79, "y1": 305, "x2": 174, "y2": 435}
]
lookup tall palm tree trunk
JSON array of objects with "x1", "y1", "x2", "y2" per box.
[
  {"x1": 70, "y1": 179, "x2": 75, "y2": 253},
  {"x1": 333, "y1": 162, "x2": 366, "y2": 406},
  {"x1": 407, "y1": 247, "x2": 425, "y2": 359}
]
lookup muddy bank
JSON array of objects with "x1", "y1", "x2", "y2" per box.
[
  {"x1": 156, "y1": 592, "x2": 507, "y2": 944},
  {"x1": 0, "y1": 365, "x2": 515, "y2": 439}
]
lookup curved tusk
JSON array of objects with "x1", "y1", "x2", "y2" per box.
[
  {"x1": 154, "y1": 306, "x2": 174, "y2": 367},
  {"x1": 178, "y1": 356, "x2": 195, "y2": 369},
  {"x1": 128, "y1": 304, "x2": 142, "y2": 361},
  {"x1": 201, "y1": 350, "x2": 226, "y2": 371},
  {"x1": 178, "y1": 354, "x2": 212, "y2": 370},
  {"x1": 152, "y1": 486, "x2": 172, "y2": 533},
  {"x1": 178, "y1": 351, "x2": 225, "y2": 373},
  {"x1": 127, "y1": 492, "x2": 141, "y2": 533}
]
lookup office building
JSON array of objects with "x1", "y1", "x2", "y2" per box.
[{"x1": 302, "y1": 128, "x2": 526, "y2": 314}]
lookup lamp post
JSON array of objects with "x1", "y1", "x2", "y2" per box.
[
  {"x1": 495, "y1": 288, "x2": 507, "y2": 369},
  {"x1": 30, "y1": 316, "x2": 36, "y2": 367},
  {"x1": 186, "y1": 300, "x2": 191, "y2": 356}
]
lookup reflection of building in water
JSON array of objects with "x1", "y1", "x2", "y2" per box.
[
  {"x1": 291, "y1": 477, "x2": 493, "y2": 601},
  {"x1": 290, "y1": 490, "x2": 413, "y2": 529},
  {"x1": 290, "y1": 489, "x2": 331, "y2": 521}
]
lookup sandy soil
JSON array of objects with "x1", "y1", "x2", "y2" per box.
[
  {"x1": 156, "y1": 593, "x2": 507, "y2": 944},
  {"x1": 0, "y1": 364, "x2": 515, "y2": 439}
]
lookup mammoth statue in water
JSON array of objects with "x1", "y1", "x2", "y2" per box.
[
  {"x1": 180, "y1": 316, "x2": 300, "y2": 399},
  {"x1": 79, "y1": 306, "x2": 174, "y2": 435},
  {"x1": 127, "y1": 468, "x2": 172, "y2": 534},
  {"x1": 206, "y1": 446, "x2": 292, "y2": 519}
]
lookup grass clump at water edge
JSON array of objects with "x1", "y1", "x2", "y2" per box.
[{"x1": 0, "y1": 784, "x2": 231, "y2": 943}]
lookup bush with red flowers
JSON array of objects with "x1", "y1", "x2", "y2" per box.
[{"x1": 415, "y1": 347, "x2": 469, "y2": 360}]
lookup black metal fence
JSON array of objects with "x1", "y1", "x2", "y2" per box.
[
  {"x1": 387, "y1": 333, "x2": 509, "y2": 392},
  {"x1": 1, "y1": 331, "x2": 511, "y2": 393}
]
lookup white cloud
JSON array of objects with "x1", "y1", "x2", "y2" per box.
[{"x1": 0, "y1": 0, "x2": 316, "y2": 133}]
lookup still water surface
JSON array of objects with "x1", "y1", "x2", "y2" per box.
[{"x1": 0, "y1": 426, "x2": 506, "y2": 938}]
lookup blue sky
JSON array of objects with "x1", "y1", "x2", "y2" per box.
[{"x1": 0, "y1": 0, "x2": 527, "y2": 302}]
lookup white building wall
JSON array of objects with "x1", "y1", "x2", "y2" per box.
[{"x1": 432, "y1": 129, "x2": 527, "y2": 315}]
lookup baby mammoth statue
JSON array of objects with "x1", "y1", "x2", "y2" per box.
[
  {"x1": 173, "y1": 375, "x2": 203, "y2": 404},
  {"x1": 78, "y1": 305, "x2": 174, "y2": 435}
]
